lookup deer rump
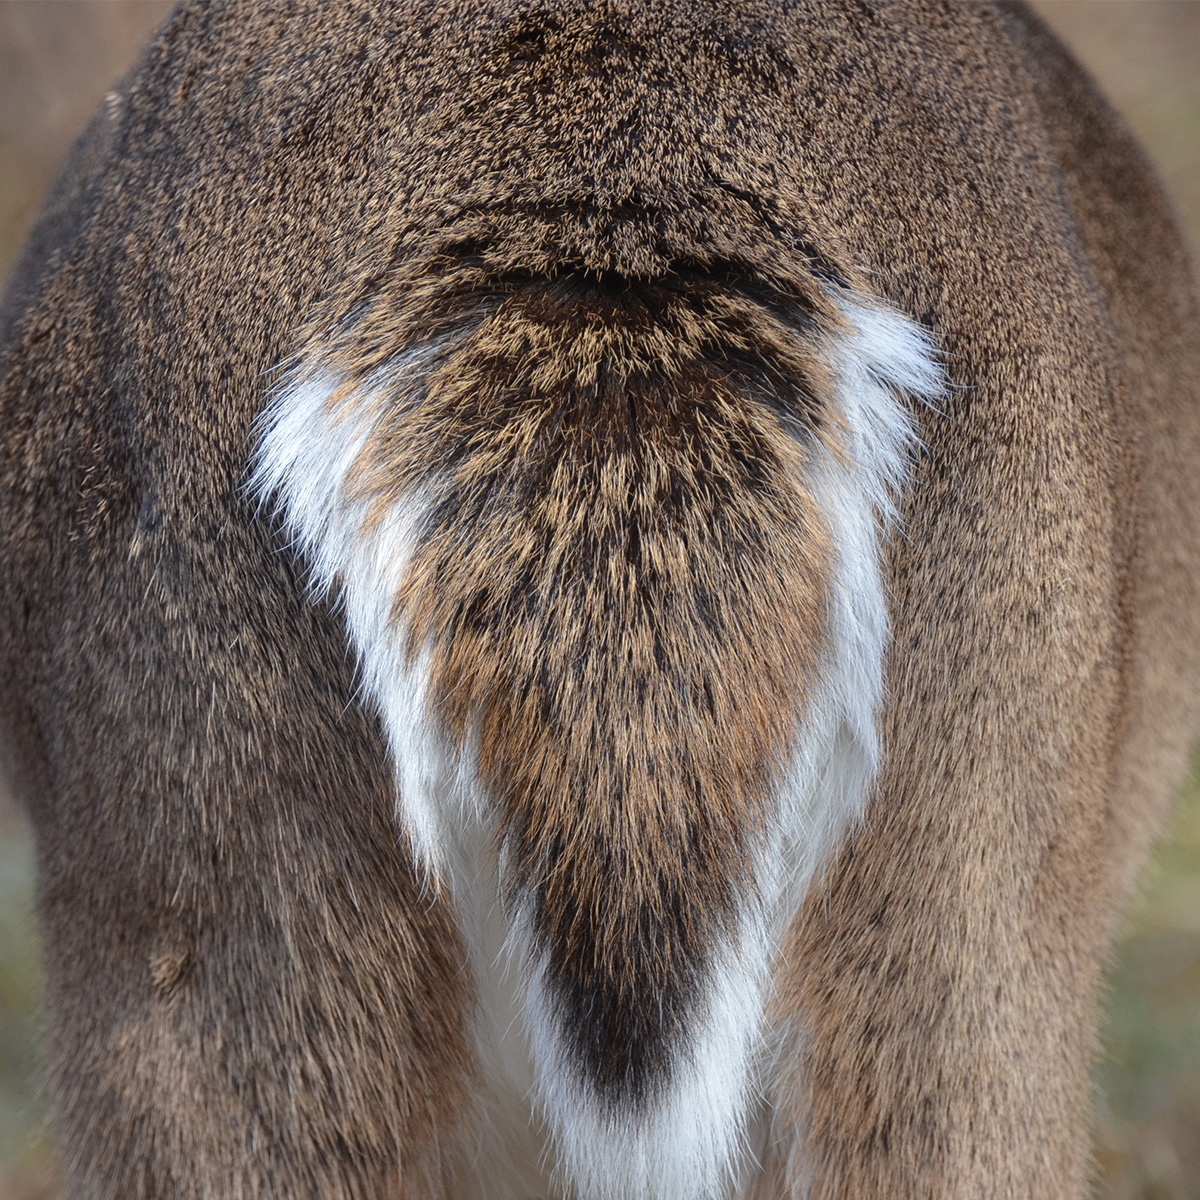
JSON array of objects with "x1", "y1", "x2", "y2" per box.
[
  {"x1": 253, "y1": 253, "x2": 940, "y2": 1199},
  {"x1": 8, "y1": 2, "x2": 1196, "y2": 1199}
]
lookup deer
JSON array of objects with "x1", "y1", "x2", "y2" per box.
[{"x1": 1, "y1": 1, "x2": 1198, "y2": 1197}]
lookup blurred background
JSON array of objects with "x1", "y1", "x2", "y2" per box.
[{"x1": 0, "y1": 2, "x2": 1198, "y2": 1197}]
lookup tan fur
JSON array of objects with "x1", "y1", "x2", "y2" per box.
[
  {"x1": 0, "y1": 2, "x2": 1197, "y2": 1197},
  {"x1": 301, "y1": 260, "x2": 837, "y2": 1104}
]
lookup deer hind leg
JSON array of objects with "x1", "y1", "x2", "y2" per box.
[
  {"x1": 756, "y1": 315, "x2": 1133, "y2": 1198},
  {"x1": 27, "y1": 540, "x2": 473, "y2": 1200}
]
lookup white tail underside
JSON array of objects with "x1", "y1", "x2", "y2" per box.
[{"x1": 250, "y1": 288, "x2": 944, "y2": 1200}]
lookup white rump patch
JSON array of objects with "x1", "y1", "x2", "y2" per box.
[{"x1": 249, "y1": 290, "x2": 943, "y2": 1200}]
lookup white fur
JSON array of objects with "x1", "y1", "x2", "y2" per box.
[
  {"x1": 252, "y1": 356, "x2": 557, "y2": 1195},
  {"x1": 769, "y1": 293, "x2": 943, "y2": 922},
  {"x1": 750, "y1": 295, "x2": 943, "y2": 1190},
  {"x1": 519, "y1": 891, "x2": 769, "y2": 1200},
  {"x1": 249, "y1": 290, "x2": 943, "y2": 1200}
]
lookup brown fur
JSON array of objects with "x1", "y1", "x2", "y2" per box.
[
  {"x1": 0, "y1": 1, "x2": 1197, "y2": 1197},
  {"x1": 308, "y1": 255, "x2": 836, "y2": 1099}
]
